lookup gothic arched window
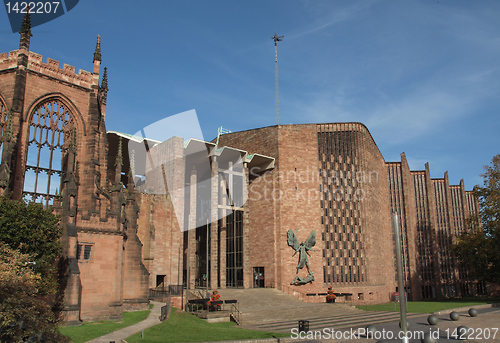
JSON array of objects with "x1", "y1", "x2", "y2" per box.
[{"x1": 23, "y1": 100, "x2": 75, "y2": 206}]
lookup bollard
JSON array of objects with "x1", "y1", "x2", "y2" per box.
[
  {"x1": 469, "y1": 308, "x2": 478, "y2": 317},
  {"x1": 298, "y1": 320, "x2": 309, "y2": 333},
  {"x1": 450, "y1": 311, "x2": 460, "y2": 321},
  {"x1": 427, "y1": 314, "x2": 438, "y2": 325}
]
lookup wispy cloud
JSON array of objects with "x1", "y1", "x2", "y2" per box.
[{"x1": 290, "y1": 0, "x2": 379, "y2": 40}]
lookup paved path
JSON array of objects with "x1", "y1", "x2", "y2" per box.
[
  {"x1": 431, "y1": 307, "x2": 500, "y2": 343},
  {"x1": 86, "y1": 301, "x2": 164, "y2": 343},
  {"x1": 192, "y1": 306, "x2": 500, "y2": 343},
  {"x1": 317, "y1": 306, "x2": 500, "y2": 343}
]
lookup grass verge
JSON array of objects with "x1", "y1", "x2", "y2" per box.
[
  {"x1": 125, "y1": 307, "x2": 290, "y2": 343},
  {"x1": 357, "y1": 297, "x2": 500, "y2": 313},
  {"x1": 59, "y1": 304, "x2": 153, "y2": 343}
]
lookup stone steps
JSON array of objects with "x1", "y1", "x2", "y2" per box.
[
  {"x1": 215, "y1": 288, "x2": 420, "y2": 334},
  {"x1": 244, "y1": 310, "x2": 422, "y2": 333}
]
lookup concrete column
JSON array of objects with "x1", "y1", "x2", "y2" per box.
[
  {"x1": 242, "y1": 162, "x2": 251, "y2": 288},
  {"x1": 163, "y1": 136, "x2": 185, "y2": 288},
  {"x1": 188, "y1": 167, "x2": 197, "y2": 290},
  {"x1": 219, "y1": 175, "x2": 227, "y2": 288},
  {"x1": 210, "y1": 157, "x2": 219, "y2": 290}
]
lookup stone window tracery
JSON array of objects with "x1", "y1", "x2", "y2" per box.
[{"x1": 23, "y1": 99, "x2": 75, "y2": 206}]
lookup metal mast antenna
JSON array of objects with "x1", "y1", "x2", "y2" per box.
[{"x1": 272, "y1": 33, "x2": 284, "y2": 125}]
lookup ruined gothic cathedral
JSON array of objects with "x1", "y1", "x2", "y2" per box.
[{"x1": 0, "y1": 16, "x2": 483, "y2": 324}]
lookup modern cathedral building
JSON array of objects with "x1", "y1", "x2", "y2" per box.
[{"x1": 0, "y1": 19, "x2": 481, "y2": 323}]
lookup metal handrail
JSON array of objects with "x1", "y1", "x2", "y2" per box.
[
  {"x1": 149, "y1": 288, "x2": 170, "y2": 302},
  {"x1": 230, "y1": 303, "x2": 242, "y2": 325}
]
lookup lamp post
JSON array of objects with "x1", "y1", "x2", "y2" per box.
[
  {"x1": 392, "y1": 213, "x2": 408, "y2": 343},
  {"x1": 185, "y1": 214, "x2": 191, "y2": 311}
]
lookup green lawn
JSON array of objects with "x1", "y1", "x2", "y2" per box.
[
  {"x1": 59, "y1": 305, "x2": 153, "y2": 343},
  {"x1": 357, "y1": 298, "x2": 500, "y2": 314},
  {"x1": 125, "y1": 307, "x2": 290, "y2": 343}
]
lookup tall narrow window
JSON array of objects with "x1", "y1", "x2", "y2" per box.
[
  {"x1": 226, "y1": 209, "x2": 244, "y2": 288},
  {"x1": 23, "y1": 100, "x2": 74, "y2": 206}
]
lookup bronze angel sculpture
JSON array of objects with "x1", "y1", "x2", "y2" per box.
[{"x1": 287, "y1": 229, "x2": 316, "y2": 285}]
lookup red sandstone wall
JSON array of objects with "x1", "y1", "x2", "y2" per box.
[
  {"x1": 355, "y1": 124, "x2": 395, "y2": 301},
  {"x1": 276, "y1": 124, "x2": 323, "y2": 294},
  {"x1": 137, "y1": 193, "x2": 184, "y2": 289},
  {"x1": 78, "y1": 233, "x2": 124, "y2": 321},
  {"x1": 0, "y1": 71, "x2": 16, "y2": 108},
  {"x1": 222, "y1": 123, "x2": 397, "y2": 304},
  {"x1": 136, "y1": 136, "x2": 185, "y2": 291},
  {"x1": 219, "y1": 126, "x2": 280, "y2": 287}
]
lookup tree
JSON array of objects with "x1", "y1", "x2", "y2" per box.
[
  {"x1": 452, "y1": 154, "x2": 500, "y2": 283},
  {"x1": 0, "y1": 242, "x2": 70, "y2": 342},
  {"x1": 0, "y1": 197, "x2": 62, "y2": 295},
  {"x1": 0, "y1": 197, "x2": 70, "y2": 341}
]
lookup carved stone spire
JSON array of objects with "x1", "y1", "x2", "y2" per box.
[
  {"x1": 100, "y1": 67, "x2": 108, "y2": 106},
  {"x1": 20, "y1": 7, "x2": 32, "y2": 34},
  {"x1": 101, "y1": 67, "x2": 108, "y2": 91},
  {"x1": 93, "y1": 35, "x2": 102, "y2": 62},
  {"x1": 115, "y1": 137, "x2": 123, "y2": 167},
  {"x1": 112, "y1": 137, "x2": 123, "y2": 189},
  {"x1": 19, "y1": 6, "x2": 32, "y2": 50},
  {"x1": 129, "y1": 149, "x2": 135, "y2": 181},
  {"x1": 127, "y1": 163, "x2": 135, "y2": 190}
]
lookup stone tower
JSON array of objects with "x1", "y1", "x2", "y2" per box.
[{"x1": 0, "y1": 11, "x2": 149, "y2": 322}]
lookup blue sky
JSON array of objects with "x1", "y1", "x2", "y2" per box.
[{"x1": 1, "y1": 0, "x2": 499, "y2": 189}]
